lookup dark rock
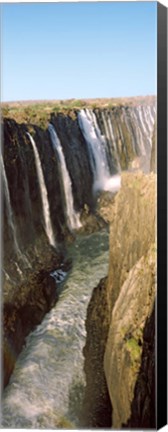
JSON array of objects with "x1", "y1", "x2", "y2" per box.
[
  {"x1": 50, "y1": 113, "x2": 94, "y2": 211},
  {"x1": 81, "y1": 277, "x2": 112, "y2": 428},
  {"x1": 3, "y1": 265, "x2": 59, "y2": 388}
]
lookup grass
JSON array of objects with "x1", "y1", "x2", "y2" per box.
[
  {"x1": 126, "y1": 337, "x2": 142, "y2": 363},
  {"x1": 1, "y1": 96, "x2": 156, "y2": 128}
]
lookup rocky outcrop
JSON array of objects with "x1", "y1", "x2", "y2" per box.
[{"x1": 83, "y1": 172, "x2": 156, "y2": 428}]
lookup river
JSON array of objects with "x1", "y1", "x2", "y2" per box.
[{"x1": 2, "y1": 229, "x2": 109, "y2": 428}]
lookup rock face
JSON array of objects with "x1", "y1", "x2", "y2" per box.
[
  {"x1": 104, "y1": 245, "x2": 155, "y2": 428},
  {"x1": 106, "y1": 172, "x2": 155, "y2": 311},
  {"x1": 83, "y1": 172, "x2": 156, "y2": 428},
  {"x1": 124, "y1": 303, "x2": 155, "y2": 428},
  {"x1": 81, "y1": 277, "x2": 112, "y2": 427}
]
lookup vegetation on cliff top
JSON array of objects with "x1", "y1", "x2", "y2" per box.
[{"x1": 2, "y1": 95, "x2": 156, "y2": 128}]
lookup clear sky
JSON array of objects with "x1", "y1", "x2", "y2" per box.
[{"x1": 1, "y1": 2, "x2": 157, "y2": 102}]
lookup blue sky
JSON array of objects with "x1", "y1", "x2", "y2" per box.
[{"x1": 1, "y1": 2, "x2": 157, "y2": 102}]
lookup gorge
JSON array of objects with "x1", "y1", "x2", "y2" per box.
[{"x1": 1, "y1": 96, "x2": 156, "y2": 428}]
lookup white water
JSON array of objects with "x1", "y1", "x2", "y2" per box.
[
  {"x1": 78, "y1": 109, "x2": 121, "y2": 194},
  {"x1": 1, "y1": 156, "x2": 30, "y2": 270},
  {"x1": 1, "y1": 156, "x2": 21, "y2": 255},
  {"x1": 135, "y1": 106, "x2": 155, "y2": 150},
  {"x1": 27, "y1": 133, "x2": 56, "y2": 247},
  {"x1": 48, "y1": 124, "x2": 81, "y2": 230},
  {"x1": 103, "y1": 174, "x2": 121, "y2": 192},
  {"x1": 2, "y1": 230, "x2": 109, "y2": 428},
  {"x1": 121, "y1": 105, "x2": 155, "y2": 157}
]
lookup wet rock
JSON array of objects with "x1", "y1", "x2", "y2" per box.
[
  {"x1": 50, "y1": 113, "x2": 94, "y2": 212},
  {"x1": 3, "y1": 251, "x2": 71, "y2": 388}
]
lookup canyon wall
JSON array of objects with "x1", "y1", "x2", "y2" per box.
[
  {"x1": 82, "y1": 171, "x2": 156, "y2": 428},
  {"x1": 2, "y1": 99, "x2": 156, "y2": 390}
]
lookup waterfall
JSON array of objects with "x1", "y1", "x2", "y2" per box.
[
  {"x1": 48, "y1": 124, "x2": 81, "y2": 230},
  {"x1": 133, "y1": 106, "x2": 155, "y2": 154},
  {"x1": 78, "y1": 109, "x2": 121, "y2": 194},
  {"x1": 1, "y1": 155, "x2": 21, "y2": 256},
  {"x1": 1, "y1": 155, "x2": 30, "y2": 269},
  {"x1": 96, "y1": 105, "x2": 156, "y2": 166},
  {"x1": 122, "y1": 105, "x2": 155, "y2": 157},
  {"x1": 27, "y1": 133, "x2": 56, "y2": 247}
]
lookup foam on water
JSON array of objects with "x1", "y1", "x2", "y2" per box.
[{"x1": 104, "y1": 174, "x2": 121, "y2": 192}]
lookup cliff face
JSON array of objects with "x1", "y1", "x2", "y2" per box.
[
  {"x1": 104, "y1": 245, "x2": 155, "y2": 428},
  {"x1": 3, "y1": 102, "x2": 156, "y2": 278},
  {"x1": 105, "y1": 172, "x2": 155, "y2": 311},
  {"x1": 3, "y1": 120, "x2": 65, "y2": 280},
  {"x1": 83, "y1": 172, "x2": 156, "y2": 428}
]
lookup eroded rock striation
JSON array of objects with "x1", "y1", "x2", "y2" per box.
[{"x1": 83, "y1": 171, "x2": 156, "y2": 428}]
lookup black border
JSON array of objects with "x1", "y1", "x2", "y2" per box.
[{"x1": 157, "y1": 2, "x2": 167, "y2": 429}]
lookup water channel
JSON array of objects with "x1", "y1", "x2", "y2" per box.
[{"x1": 2, "y1": 229, "x2": 109, "y2": 428}]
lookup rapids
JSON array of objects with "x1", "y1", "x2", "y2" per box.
[{"x1": 2, "y1": 229, "x2": 109, "y2": 428}]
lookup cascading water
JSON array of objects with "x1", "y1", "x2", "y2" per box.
[
  {"x1": 48, "y1": 124, "x2": 81, "y2": 230},
  {"x1": 27, "y1": 133, "x2": 56, "y2": 247},
  {"x1": 78, "y1": 109, "x2": 108, "y2": 190},
  {"x1": 122, "y1": 105, "x2": 156, "y2": 157},
  {"x1": 2, "y1": 230, "x2": 109, "y2": 428},
  {"x1": 1, "y1": 155, "x2": 21, "y2": 256},
  {"x1": 78, "y1": 109, "x2": 121, "y2": 194},
  {"x1": 1, "y1": 155, "x2": 30, "y2": 270},
  {"x1": 94, "y1": 105, "x2": 156, "y2": 171}
]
